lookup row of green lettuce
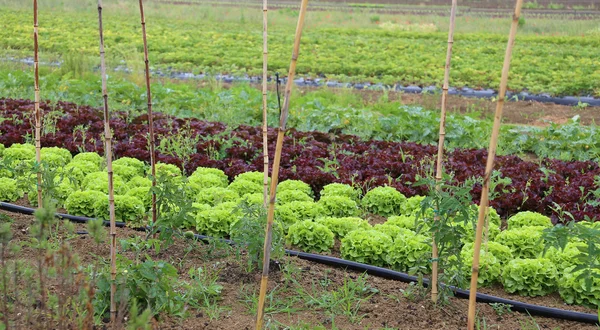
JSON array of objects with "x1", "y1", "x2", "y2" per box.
[
  {"x1": 1, "y1": 143, "x2": 600, "y2": 310},
  {"x1": 1, "y1": 8, "x2": 599, "y2": 95},
  {"x1": 2, "y1": 67, "x2": 600, "y2": 162}
]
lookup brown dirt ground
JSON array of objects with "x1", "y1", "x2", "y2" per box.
[{"x1": 1, "y1": 209, "x2": 598, "y2": 330}]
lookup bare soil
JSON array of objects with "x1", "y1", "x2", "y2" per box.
[{"x1": 2, "y1": 209, "x2": 598, "y2": 330}]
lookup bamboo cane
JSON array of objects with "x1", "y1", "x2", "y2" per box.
[
  {"x1": 138, "y1": 0, "x2": 157, "y2": 225},
  {"x1": 97, "y1": 0, "x2": 118, "y2": 323},
  {"x1": 255, "y1": 0, "x2": 309, "y2": 328},
  {"x1": 262, "y1": 0, "x2": 269, "y2": 208},
  {"x1": 431, "y1": 0, "x2": 457, "y2": 303},
  {"x1": 467, "y1": 1, "x2": 523, "y2": 329},
  {"x1": 33, "y1": 0, "x2": 42, "y2": 208}
]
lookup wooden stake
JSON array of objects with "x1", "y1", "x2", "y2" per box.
[
  {"x1": 255, "y1": 0, "x2": 309, "y2": 328},
  {"x1": 33, "y1": 0, "x2": 42, "y2": 208},
  {"x1": 138, "y1": 0, "x2": 157, "y2": 225},
  {"x1": 262, "y1": 0, "x2": 269, "y2": 208},
  {"x1": 467, "y1": 0, "x2": 523, "y2": 328},
  {"x1": 431, "y1": 0, "x2": 457, "y2": 303},
  {"x1": 97, "y1": 0, "x2": 118, "y2": 323}
]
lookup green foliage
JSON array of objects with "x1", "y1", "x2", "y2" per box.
[
  {"x1": 94, "y1": 256, "x2": 185, "y2": 318},
  {"x1": 278, "y1": 180, "x2": 314, "y2": 197},
  {"x1": 0, "y1": 143, "x2": 4, "y2": 157},
  {"x1": 386, "y1": 215, "x2": 424, "y2": 231},
  {"x1": 559, "y1": 267, "x2": 600, "y2": 308},
  {"x1": 286, "y1": 220, "x2": 335, "y2": 253},
  {"x1": 455, "y1": 250, "x2": 502, "y2": 287},
  {"x1": 82, "y1": 171, "x2": 126, "y2": 194},
  {"x1": 386, "y1": 231, "x2": 431, "y2": 273},
  {"x1": 361, "y1": 186, "x2": 406, "y2": 217},
  {"x1": 458, "y1": 219, "x2": 501, "y2": 244},
  {"x1": 501, "y1": 258, "x2": 558, "y2": 297},
  {"x1": 191, "y1": 167, "x2": 228, "y2": 182},
  {"x1": 28, "y1": 177, "x2": 75, "y2": 207},
  {"x1": 400, "y1": 195, "x2": 426, "y2": 216},
  {"x1": 0, "y1": 177, "x2": 23, "y2": 202},
  {"x1": 154, "y1": 162, "x2": 182, "y2": 178},
  {"x1": 315, "y1": 216, "x2": 371, "y2": 239},
  {"x1": 40, "y1": 147, "x2": 72, "y2": 166},
  {"x1": 233, "y1": 171, "x2": 264, "y2": 185},
  {"x1": 462, "y1": 242, "x2": 513, "y2": 266},
  {"x1": 3, "y1": 143, "x2": 35, "y2": 160},
  {"x1": 319, "y1": 183, "x2": 361, "y2": 201},
  {"x1": 495, "y1": 226, "x2": 546, "y2": 259},
  {"x1": 229, "y1": 202, "x2": 284, "y2": 272},
  {"x1": 317, "y1": 195, "x2": 359, "y2": 217},
  {"x1": 63, "y1": 160, "x2": 100, "y2": 183},
  {"x1": 196, "y1": 207, "x2": 240, "y2": 237},
  {"x1": 544, "y1": 242, "x2": 588, "y2": 272},
  {"x1": 239, "y1": 193, "x2": 264, "y2": 206},
  {"x1": 65, "y1": 190, "x2": 106, "y2": 217},
  {"x1": 128, "y1": 176, "x2": 153, "y2": 189},
  {"x1": 340, "y1": 229, "x2": 393, "y2": 267},
  {"x1": 126, "y1": 186, "x2": 152, "y2": 208},
  {"x1": 188, "y1": 173, "x2": 229, "y2": 193},
  {"x1": 227, "y1": 179, "x2": 262, "y2": 196},
  {"x1": 507, "y1": 211, "x2": 552, "y2": 230},
  {"x1": 112, "y1": 164, "x2": 141, "y2": 181},
  {"x1": 113, "y1": 157, "x2": 145, "y2": 175},
  {"x1": 373, "y1": 223, "x2": 414, "y2": 241},
  {"x1": 93, "y1": 195, "x2": 146, "y2": 225},
  {"x1": 276, "y1": 189, "x2": 313, "y2": 205},
  {"x1": 196, "y1": 187, "x2": 239, "y2": 206},
  {"x1": 275, "y1": 201, "x2": 324, "y2": 230},
  {"x1": 72, "y1": 151, "x2": 103, "y2": 167}
]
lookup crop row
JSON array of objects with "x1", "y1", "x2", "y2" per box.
[
  {"x1": 1, "y1": 143, "x2": 599, "y2": 309},
  {"x1": 1, "y1": 9, "x2": 599, "y2": 96},
  {"x1": 1, "y1": 98, "x2": 599, "y2": 222}
]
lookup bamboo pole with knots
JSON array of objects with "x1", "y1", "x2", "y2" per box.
[
  {"x1": 262, "y1": 0, "x2": 269, "y2": 208},
  {"x1": 467, "y1": 0, "x2": 523, "y2": 328},
  {"x1": 431, "y1": 0, "x2": 457, "y2": 303},
  {"x1": 33, "y1": 0, "x2": 42, "y2": 208},
  {"x1": 96, "y1": 0, "x2": 118, "y2": 323},
  {"x1": 138, "y1": 0, "x2": 157, "y2": 225},
  {"x1": 255, "y1": 0, "x2": 309, "y2": 328}
]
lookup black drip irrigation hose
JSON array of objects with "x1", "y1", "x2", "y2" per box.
[{"x1": 1, "y1": 201, "x2": 598, "y2": 325}]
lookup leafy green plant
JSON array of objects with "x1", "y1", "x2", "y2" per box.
[
  {"x1": 454, "y1": 250, "x2": 502, "y2": 288},
  {"x1": 319, "y1": 183, "x2": 361, "y2": 202},
  {"x1": 317, "y1": 195, "x2": 359, "y2": 217},
  {"x1": 40, "y1": 147, "x2": 72, "y2": 166},
  {"x1": 286, "y1": 220, "x2": 335, "y2": 253},
  {"x1": 400, "y1": 195, "x2": 426, "y2": 216},
  {"x1": 316, "y1": 217, "x2": 371, "y2": 239},
  {"x1": 0, "y1": 178, "x2": 23, "y2": 202},
  {"x1": 507, "y1": 211, "x2": 552, "y2": 230},
  {"x1": 64, "y1": 190, "x2": 106, "y2": 217},
  {"x1": 93, "y1": 195, "x2": 146, "y2": 226},
  {"x1": 361, "y1": 186, "x2": 406, "y2": 217},
  {"x1": 227, "y1": 179, "x2": 262, "y2": 196},
  {"x1": 125, "y1": 186, "x2": 151, "y2": 208},
  {"x1": 128, "y1": 176, "x2": 152, "y2": 188},
  {"x1": 278, "y1": 180, "x2": 313, "y2": 198},
  {"x1": 63, "y1": 160, "x2": 100, "y2": 183},
  {"x1": 276, "y1": 190, "x2": 313, "y2": 205},
  {"x1": 494, "y1": 226, "x2": 546, "y2": 259},
  {"x1": 72, "y1": 152, "x2": 104, "y2": 167},
  {"x1": 196, "y1": 207, "x2": 240, "y2": 238},
  {"x1": 558, "y1": 266, "x2": 600, "y2": 308},
  {"x1": 386, "y1": 215, "x2": 423, "y2": 231},
  {"x1": 82, "y1": 171, "x2": 126, "y2": 194},
  {"x1": 461, "y1": 242, "x2": 513, "y2": 266},
  {"x1": 191, "y1": 167, "x2": 228, "y2": 182},
  {"x1": 373, "y1": 223, "x2": 414, "y2": 241},
  {"x1": 233, "y1": 171, "x2": 264, "y2": 185},
  {"x1": 112, "y1": 164, "x2": 141, "y2": 182},
  {"x1": 501, "y1": 258, "x2": 558, "y2": 296},
  {"x1": 196, "y1": 187, "x2": 239, "y2": 206},
  {"x1": 229, "y1": 202, "x2": 284, "y2": 272},
  {"x1": 153, "y1": 162, "x2": 182, "y2": 178},
  {"x1": 340, "y1": 229, "x2": 393, "y2": 267},
  {"x1": 3, "y1": 143, "x2": 35, "y2": 160},
  {"x1": 112, "y1": 157, "x2": 145, "y2": 175},
  {"x1": 275, "y1": 201, "x2": 324, "y2": 231},
  {"x1": 188, "y1": 174, "x2": 229, "y2": 193},
  {"x1": 185, "y1": 266, "x2": 226, "y2": 319},
  {"x1": 386, "y1": 231, "x2": 431, "y2": 273}
]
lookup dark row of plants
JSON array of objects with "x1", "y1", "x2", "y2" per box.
[{"x1": 1, "y1": 98, "x2": 599, "y2": 222}]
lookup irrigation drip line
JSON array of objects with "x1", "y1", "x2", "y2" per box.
[{"x1": 1, "y1": 201, "x2": 598, "y2": 325}]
